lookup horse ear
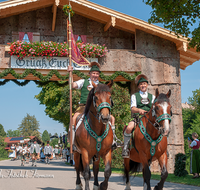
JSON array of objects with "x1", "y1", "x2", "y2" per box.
[
  {"x1": 107, "y1": 80, "x2": 113, "y2": 88},
  {"x1": 156, "y1": 88, "x2": 159, "y2": 98},
  {"x1": 92, "y1": 81, "x2": 97, "y2": 88},
  {"x1": 166, "y1": 89, "x2": 171, "y2": 98}
]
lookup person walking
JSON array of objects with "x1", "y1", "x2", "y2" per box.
[
  {"x1": 40, "y1": 143, "x2": 45, "y2": 162},
  {"x1": 188, "y1": 132, "x2": 200, "y2": 178},
  {"x1": 30, "y1": 140, "x2": 40, "y2": 167},
  {"x1": 44, "y1": 141, "x2": 53, "y2": 164}
]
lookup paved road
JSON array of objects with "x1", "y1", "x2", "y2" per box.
[{"x1": 0, "y1": 159, "x2": 199, "y2": 190}]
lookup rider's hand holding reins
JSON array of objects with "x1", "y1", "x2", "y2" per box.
[
  {"x1": 131, "y1": 106, "x2": 147, "y2": 115},
  {"x1": 138, "y1": 109, "x2": 147, "y2": 115}
]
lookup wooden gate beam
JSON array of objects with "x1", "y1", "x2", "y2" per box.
[{"x1": 52, "y1": 0, "x2": 59, "y2": 32}]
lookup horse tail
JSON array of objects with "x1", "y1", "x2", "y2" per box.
[
  {"x1": 79, "y1": 154, "x2": 84, "y2": 173},
  {"x1": 129, "y1": 160, "x2": 141, "y2": 174},
  {"x1": 123, "y1": 159, "x2": 141, "y2": 183}
]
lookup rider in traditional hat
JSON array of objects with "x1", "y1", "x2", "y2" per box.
[
  {"x1": 68, "y1": 62, "x2": 117, "y2": 152},
  {"x1": 122, "y1": 74, "x2": 156, "y2": 158}
]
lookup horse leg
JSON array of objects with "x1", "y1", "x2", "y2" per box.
[
  {"x1": 93, "y1": 157, "x2": 100, "y2": 190},
  {"x1": 142, "y1": 164, "x2": 151, "y2": 190},
  {"x1": 124, "y1": 158, "x2": 131, "y2": 190},
  {"x1": 82, "y1": 150, "x2": 91, "y2": 190},
  {"x1": 154, "y1": 152, "x2": 168, "y2": 190},
  {"x1": 74, "y1": 152, "x2": 83, "y2": 190},
  {"x1": 100, "y1": 150, "x2": 112, "y2": 190}
]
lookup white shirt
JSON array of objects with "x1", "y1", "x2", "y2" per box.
[
  {"x1": 75, "y1": 78, "x2": 99, "y2": 90},
  {"x1": 190, "y1": 139, "x2": 199, "y2": 147},
  {"x1": 131, "y1": 91, "x2": 155, "y2": 108}
]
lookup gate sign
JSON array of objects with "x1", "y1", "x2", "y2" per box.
[{"x1": 11, "y1": 56, "x2": 98, "y2": 70}]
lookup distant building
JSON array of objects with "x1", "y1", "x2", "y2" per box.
[
  {"x1": 4, "y1": 136, "x2": 42, "y2": 149},
  {"x1": 50, "y1": 135, "x2": 59, "y2": 141},
  {"x1": 182, "y1": 102, "x2": 195, "y2": 109}
]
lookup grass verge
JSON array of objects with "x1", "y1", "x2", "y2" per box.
[
  {"x1": 0, "y1": 157, "x2": 10, "y2": 161},
  {"x1": 99, "y1": 168, "x2": 200, "y2": 187}
]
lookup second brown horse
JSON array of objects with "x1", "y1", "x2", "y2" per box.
[{"x1": 124, "y1": 89, "x2": 172, "y2": 190}]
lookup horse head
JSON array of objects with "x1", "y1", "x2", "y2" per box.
[
  {"x1": 91, "y1": 80, "x2": 113, "y2": 124},
  {"x1": 152, "y1": 89, "x2": 172, "y2": 136}
]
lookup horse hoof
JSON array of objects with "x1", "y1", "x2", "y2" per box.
[
  {"x1": 124, "y1": 182, "x2": 131, "y2": 190},
  {"x1": 75, "y1": 183, "x2": 83, "y2": 190},
  {"x1": 153, "y1": 186, "x2": 159, "y2": 190},
  {"x1": 93, "y1": 185, "x2": 99, "y2": 190}
]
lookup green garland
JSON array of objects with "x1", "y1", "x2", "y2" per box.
[
  {"x1": 63, "y1": 4, "x2": 75, "y2": 17},
  {"x1": 0, "y1": 79, "x2": 69, "y2": 87},
  {"x1": 0, "y1": 69, "x2": 140, "y2": 82}
]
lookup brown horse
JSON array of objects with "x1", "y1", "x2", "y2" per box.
[
  {"x1": 124, "y1": 89, "x2": 172, "y2": 190},
  {"x1": 74, "y1": 81, "x2": 113, "y2": 190}
]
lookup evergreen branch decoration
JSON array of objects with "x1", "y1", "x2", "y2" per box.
[{"x1": 0, "y1": 69, "x2": 140, "y2": 85}]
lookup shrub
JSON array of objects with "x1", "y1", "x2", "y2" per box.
[{"x1": 174, "y1": 153, "x2": 188, "y2": 177}]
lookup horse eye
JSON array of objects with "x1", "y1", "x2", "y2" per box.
[{"x1": 155, "y1": 106, "x2": 159, "y2": 111}]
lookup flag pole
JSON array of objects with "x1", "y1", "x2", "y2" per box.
[{"x1": 68, "y1": 5, "x2": 73, "y2": 163}]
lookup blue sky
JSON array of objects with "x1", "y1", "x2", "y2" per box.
[{"x1": 0, "y1": 0, "x2": 199, "y2": 135}]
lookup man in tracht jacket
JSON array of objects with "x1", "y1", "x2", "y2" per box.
[
  {"x1": 122, "y1": 74, "x2": 155, "y2": 158},
  {"x1": 44, "y1": 141, "x2": 53, "y2": 164},
  {"x1": 68, "y1": 62, "x2": 117, "y2": 152},
  {"x1": 30, "y1": 140, "x2": 40, "y2": 166}
]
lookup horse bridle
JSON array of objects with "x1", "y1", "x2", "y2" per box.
[
  {"x1": 144, "y1": 101, "x2": 172, "y2": 130},
  {"x1": 92, "y1": 90, "x2": 114, "y2": 122}
]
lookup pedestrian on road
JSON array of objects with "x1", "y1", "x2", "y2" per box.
[
  {"x1": 30, "y1": 140, "x2": 40, "y2": 167},
  {"x1": 188, "y1": 132, "x2": 200, "y2": 178},
  {"x1": 44, "y1": 141, "x2": 53, "y2": 164}
]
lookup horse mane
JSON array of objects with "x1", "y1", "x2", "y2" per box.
[
  {"x1": 156, "y1": 93, "x2": 169, "y2": 103},
  {"x1": 84, "y1": 83, "x2": 111, "y2": 115}
]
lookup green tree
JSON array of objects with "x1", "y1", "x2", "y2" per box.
[
  {"x1": 0, "y1": 124, "x2": 6, "y2": 137},
  {"x1": 42, "y1": 130, "x2": 50, "y2": 143},
  {"x1": 188, "y1": 88, "x2": 200, "y2": 111},
  {"x1": 0, "y1": 136, "x2": 7, "y2": 159},
  {"x1": 35, "y1": 83, "x2": 80, "y2": 130},
  {"x1": 6, "y1": 129, "x2": 21, "y2": 137},
  {"x1": 144, "y1": 0, "x2": 200, "y2": 51},
  {"x1": 18, "y1": 113, "x2": 41, "y2": 139},
  {"x1": 50, "y1": 138, "x2": 59, "y2": 148},
  {"x1": 0, "y1": 124, "x2": 7, "y2": 159},
  {"x1": 182, "y1": 88, "x2": 200, "y2": 172}
]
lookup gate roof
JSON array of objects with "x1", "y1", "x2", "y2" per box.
[{"x1": 0, "y1": 0, "x2": 199, "y2": 70}]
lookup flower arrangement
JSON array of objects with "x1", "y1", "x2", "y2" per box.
[
  {"x1": 8, "y1": 149, "x2": 13, "y2": 153},
  {"x1": 77, "y1": 42, "x2": 108, "y2": 58},
  {"x1": 8, "y1": 41, "x2": 108, "y2": 59},
  {"x1": 62, "y1": 4, "x2": 75, "y2": 17}
]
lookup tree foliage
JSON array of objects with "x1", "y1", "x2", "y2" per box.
[
  {"x1": 42, "y1": 130, "x2": 50, "y2": 143},
  {"x1": 0, "y1": 124, "x2": 6, "y2": 137},
  {"x1": 144, "y1": 0, "x2": 200, "y2": 51},
  {"x1": 35, "y1": 83, "x2": 80, "y2": 129},
  {"x1": 182, "y1": 88, "x2": 200, "y2": 172},
  {"x1": 50, "y1": 138, "x2": 59, "y2": 148},
  {"x1": 0, "y1": 124, "x2": 7, "y2": 159},
  {"x1": 6, "y1": 129, "x2": 21, "y2": 137},
  {"x1": 18, "y1": 113, "x2": 41, "y2": 139}
]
